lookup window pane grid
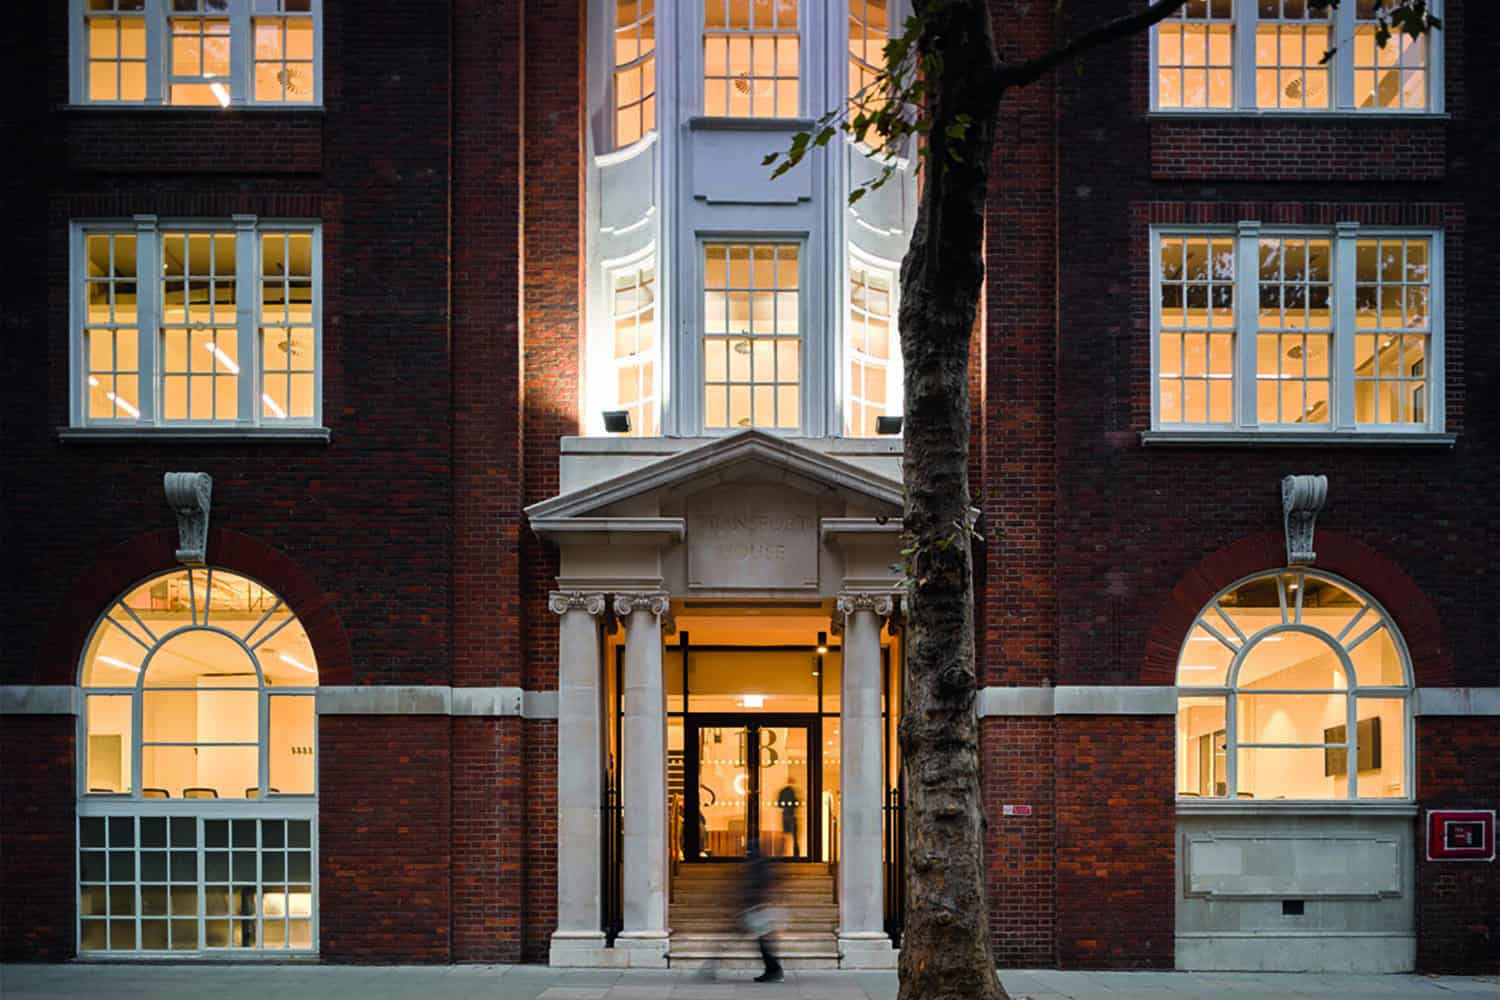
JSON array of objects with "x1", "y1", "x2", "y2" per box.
[
  {"x1": 612, "y1": 264, "x2": 660, "y2": 437},
  {"x1": 848, "y1": 0, "x2": 888, "y2": 116},
  {"x1": 79, "y1": 814, "x2": 315, "y2": 953},
  {"x1": 846, "y1": 262, "x2": 895, "y2": 437},
  {"x1": 1158, "y1": 236, "x2": 1234, "y2": 424},
  {"x1": 169, "y1": 10, "x2": 233, "y2": 107},
  {"x1": 703, "y1": 243, "x2": 800, "y2": 431},
  {"x1": 84, "y1": 232, "x2": 141, "y2": 421},
  {"x1": 1254, "y1": 0, "x2": 1331, "y2": 109},
  {"x1": 1256, "y1": 237, "x2": 1332, "y2": 425},
  {"x1": 704, "y1": 0, "x2": 799, "y2": 117},
  {"x1": 1353, "y1": 1, "x2": 1427, "y2": 109},
  {"x1": 87, "y1": 7, "x2": 148, "y2": 103},
  {"x1": 1156, "y1": 0, "x2": 1234, "y2": 109},
  {"x1": 161, "y1": 231, "x2": 239, "y2": 422},
  {"x1": 614, "y1": 0, "x2": 656, "y2": 145},
  {"x1": 260, "y1": 232, "x2": 315, "y2": 420},
  {"x1": 1354, "y1": 237, "x2": 1429, "y2": 424},
  {"x1": 253, "y1": 8, "x2": 316, "y2": 103}
]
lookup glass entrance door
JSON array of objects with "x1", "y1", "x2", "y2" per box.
[{"x1": 686, "y1": 718, "x2": 814, "y2": 860}]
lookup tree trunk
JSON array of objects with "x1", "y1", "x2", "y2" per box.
[{"x1": 897, "y1": 2, "x2": 1005, "y2": 998}]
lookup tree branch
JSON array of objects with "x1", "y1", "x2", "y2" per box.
[{"x1": 992, "y1": 0, "x2": 1190, "y2": 92}]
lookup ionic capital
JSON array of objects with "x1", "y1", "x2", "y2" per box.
[
  {"x1": 613, "y1": 592, "x2": 671, "y2": 619},
  {"x1": 835, "y1": 591, "x2": 897, "y2": 621},
  {"x1": 548, "y1": 591, "x2": 607, "y2": 617}
]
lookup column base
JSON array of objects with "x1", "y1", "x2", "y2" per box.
[
  {"x1": 838, "y1": 932, "x2": 898, "y2": 969},
  {"x1": 614, "y1": 930, "x2": 671, "y2": 968},
  {"x1": 549, "y1": 931, "x2": 622, "y2": 968}
]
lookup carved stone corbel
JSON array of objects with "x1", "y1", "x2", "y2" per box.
[
  {"x1": 1282, "y1": 474, "x2": 1328, "y2": 566},
  {"x1": 163, "y1": 472, "x2": 213, "y2": 566}
]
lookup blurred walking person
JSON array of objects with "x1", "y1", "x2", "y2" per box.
[{"x1": 739, "y1": 848, "x2": 783, "y2": 983}]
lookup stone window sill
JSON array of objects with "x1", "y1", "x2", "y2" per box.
[
  {"x1": 1141, "y1": 430, "x2": 1455, "y2": 449},
  {"x1": 60, "y1": 104, "x2": 325, "y2": 114},
  {"x1": 688, "y1": 115, "x2": 817, "y2": 132},
  {"x1": 1177, "y1": 800, "x2": 1418, "y2": 817},
  {"x1": 58, "y1": 426, "x2": 331, "y2": 444},
  {"x1": 1146, "y1": 110, "x2": 1449, "y2": 122}
]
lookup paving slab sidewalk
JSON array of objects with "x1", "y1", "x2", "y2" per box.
[{"x1": 2, "y1": 964, "x2": 1495, "y2": 1000}]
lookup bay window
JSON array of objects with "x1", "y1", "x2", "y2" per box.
[
  {"x1": 613, "y1": 0, "x2": 656, "y2": 146},
  {"x1": 72, "y1": 0, "x2": 321, "y2": 107},
  {"x1": 703, "y1": 243, "x2": 802, "y2": 431},
  {"x1": 1151, "y1": 224, "x2": 1442, "y2": 435},
  {"x1": 703, "y1": 0, "x2": 800, "y2": 118},
  {"x1": 1152, "y1": 0, "x2": 1441, "y2": 112},
  {"x1": 846, "y1": 257, "x2": 900, "y2": 437},
  {"x1": 71, "y1": 217, "x2": 322, "y2": 432}
]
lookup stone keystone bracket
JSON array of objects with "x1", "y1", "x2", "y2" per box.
[
  {"x1": 164, "y1": 472, "x2": 213, "y2": 566},
  {"x1": 1282, "y1": 474, "x2": 1328, "y2": 566}
]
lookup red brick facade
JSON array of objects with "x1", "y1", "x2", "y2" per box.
[{"x1": 2, "y1": 0, "x2": 1495, "y2": 974}]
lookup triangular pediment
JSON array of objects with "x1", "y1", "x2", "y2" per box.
[{"x1": 524, "y1": 430, "x2": 903, "y2": 523}]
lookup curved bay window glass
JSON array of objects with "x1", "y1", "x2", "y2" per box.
[
  {"x1": 79, "y1": 567, "x2": 317, "y2": 955},
  {"x1": 1176, "y1": 569, "x2": 1410, "y2": 802}
]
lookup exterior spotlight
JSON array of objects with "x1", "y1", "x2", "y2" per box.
[
  {"x1": 602, "y1": 410, "x2": 631, "y2": 433},
  {"x1": 876, "y1": 415, "x2": 903, "y2": 435}
]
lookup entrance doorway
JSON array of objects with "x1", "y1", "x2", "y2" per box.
[{"x1": 684, "y1": 717, "x2": 817, "y2": 861}]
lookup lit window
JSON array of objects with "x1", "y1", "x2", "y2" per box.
[
  {"x1": 614, "y1": 0, "x2": 656, "y2": 145},
  {"x1": 613, "y1": 264, "x2": 660, "y2": 436},
  {"x1": 846, "y1": 259, "x2": 900, "y2": 437},
  {"x1": 1176, "y1": 570, "x2": 1410, "y2": 802},
  {"x1": 1354, "y1": 0, "x2": 1428, "y2": 109},
  {"x1": 704, "y1": 0, "x2": 799, "y2": 118},
  {"x1": 703, "y1": 243, "x2": 801, "y2": 430},
  {"x1": 1354, "y1": 237, "x2": 1430, "y2": 424},
  {"x1": 73, "y1": 218, "x2": 321, "y2": 430},
  {"x1": 86, "y1": 1, "x2": 148, "y2": 103},
  {"x1": 1156, "y1": 0, "x2": 1235, "y2": 110},
  {"x1": 1157, "y1": 235, "x2": 1235, "y2": 425},
  {"x1": 1153, "y1": 0, "x2": 1441, "y2": 112},
  {"x1": 1152, "y1": 225, "x2": 1441, "y2": 434},
  {"x1": 1255, "y1": 238, "x2": 1332, "y2": 424},
  {"x1": 1254, "y1": 0, "x2": 1331, "y2": 109},
  {"x1": 79, "y1": 567, "x2": 318, "y2": 954},
  {"x1": 848, "y1": 0, "x2": 888, "y2": 118},
  {"x1": 72, "y1": 0, "x2": 322, "y2": 106}
]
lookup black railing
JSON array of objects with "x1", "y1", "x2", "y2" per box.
[
  {"x1": 883, "y1": 782, "x2": 905, "y2": 945},
  {"x1": 602, "y1": 786, "x2": 624, "y2": 943}
]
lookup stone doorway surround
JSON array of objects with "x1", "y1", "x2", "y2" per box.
[{"x1": 526, "y1": 431, "x2": 907, "y2": 969}]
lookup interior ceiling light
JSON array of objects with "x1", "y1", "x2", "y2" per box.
[{"x1": 98, "y1": 654, "x2": 141, "y2": 673}]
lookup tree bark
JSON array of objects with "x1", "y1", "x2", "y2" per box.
[{"x1": 897, "y1": 2, "x2": 1004, "y2": 998}]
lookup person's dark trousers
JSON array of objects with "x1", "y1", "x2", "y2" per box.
[{"x1": 757, "y1": 935, "x2": 783, "y2": 981}]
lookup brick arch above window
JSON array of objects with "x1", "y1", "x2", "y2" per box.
[
  {"x1": 35, "y1": 527, "x2": 353, "y2": 687},
  {"x1": 1142, "y1": 528, "x2": 1452, "y2": 687}
]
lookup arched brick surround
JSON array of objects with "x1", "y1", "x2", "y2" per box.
[
  {"x1": 33, "y1": 527, "x2": 354, "y2": 687},
  {"x1": 1142, "y1": 529, "x2": 1454, "y2": 687}
]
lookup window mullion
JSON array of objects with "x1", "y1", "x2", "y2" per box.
[
  {"x1": 1345, "y1": 686, "x2": 1358, "y2": 799},
  {"x1": 1225, "y1": 687, "x2": 1238, "y2": 797},
  {"x1": 232, "y1": 0, "x2": 252, "y2": 106},
  {"x1": 1234, "y1": 220, "x2": 1260, "y2": 428},
  {"x1": 135, "y1": 215, "x2": 160, "y2": 425},
  {"x1": 234, "y1": 215, "x2": 258, "y2": 425},
  {"x1": 146, "y1": 0, "x2": 165, "y2": 104},
  {"x1": 1334, "y1": 2, "x2": 1352, "y2": 109},
  {"x1": 1234, "y1": 0, "x2": 1255, "y2": 110},
  {"x1": 1333, "y1": 221, "x2": 1358, "y2": 429}
]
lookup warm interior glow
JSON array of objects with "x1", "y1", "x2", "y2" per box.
[
  {"x1": 1253, "y1": 1, "x2": 1332, "y2": 111},
  {"x1": 1156, "y1": 0, "x2": 1234, "y2": 110},
  {"x1": 846, "y1": 259, "x2": 899, "y2": 437},
  {"x1": 703, "y1": 0, "x2": 799, "y2": 117},
  {"x1": 703, "y1": 243, "x2": 801, "y2": 430},
  {"x1": 260, "y1": 232, "x2": 316, "y2": 419},
  {"x1": 1159, "y1": 236, "x2": 1235, "y2": 423},
  {"x1": 254, "y1": 13, "x2": 316, "y2": 103},
  {"x1": 614, "y1": 0, "x2": 656, "y2": 144},
  {"x1": 161, "y1": 231, "x2": 239, "y2": 421},
  {"x1": 1255, "y1": 238, "x2": 1332, "y2": 424},
  {"x1": 847, "y1": 0, "x2": 888, "y2": 117},
  {"x1": 85, "y1": 232, "x2": 141, "y2": 421},
  {"x1": 168, "y1": 16, "x2": 233, "y2": 107},
  {"x1": 87, "y1": 10, "x2": 148, "y2": 102}
]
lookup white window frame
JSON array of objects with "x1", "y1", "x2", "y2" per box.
[
  {"x1": 843, "y1": 246, "x2": 903, "y2": 437},
  {"x1": 1149, "y1": 0, "x2": 1444, "y2": 114},
  {"x1": 1149, "y1": 222, "x2": 1444, "y2": 438},
  {"x1": 699, "y1": 0, "x2": 805, "y2": 120},
  {"x1": 69, "y1": 216, "x2": 324, "y2": 434},
  {"x1": 1175, "y1": 568, "x2": 1414, "y2": 804},
  {"x1": 76, "y1": 566, "x2": 318, "y2": 957},
  {"x1": 69, "y1": 0, "x2": 323, "y2": 108}
]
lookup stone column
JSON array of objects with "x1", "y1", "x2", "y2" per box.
[
  {"x1": 547, "y1": 591, "x2": 608, "y2": 966},
  {"x1": 835, "y1": 592, "x2": 898, "y2": 968},
  {"x1": 613, "y1": 591, "x2": 671, "y2": 967}
]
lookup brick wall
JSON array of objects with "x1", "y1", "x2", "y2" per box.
[
  {"x1": 1054, "y1": 717, "x2": 1175, "y2": 969},
  {"x1": 1416, "y1": 716, "x2": 1500, "y2": 973},
  {"x1": 523, "y1": 719, "x2": 560, "y2": 962},
  {"x1": 1149, "y1": 119, "x2": 1447, "y2": 182},
  {"x1": 0, "y1": 718, "x2": 75, "y2": 961},
  {"x1": 319, "y1": 716, "x2": 452, "y2": 962},
  {"x1": 981, "y1": 716, "x2": 1057, "y2": 967}
]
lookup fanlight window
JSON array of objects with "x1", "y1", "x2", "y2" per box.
[
  {"x1": 1176, "y1": 569, "x2": 1410, "y2": 802},
  {"x1": 81, "y1": 567, "x2": 318, "y2": 801}
]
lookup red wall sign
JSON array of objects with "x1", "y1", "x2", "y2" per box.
[{"x1": 1426, "y1": 810, "x2": 1496, "y2": 862}]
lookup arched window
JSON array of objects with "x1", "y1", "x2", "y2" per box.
[
  {"x1": 78, "y1": 567, "x2": 317, "y2": 954},
  {"x1": 1176, "y1": 569, "x2": 1411, "y2": 802}
]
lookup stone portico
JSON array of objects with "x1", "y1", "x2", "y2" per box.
[{"x1": 526, "y1": 431, "x2": 906, "y2": 969}]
